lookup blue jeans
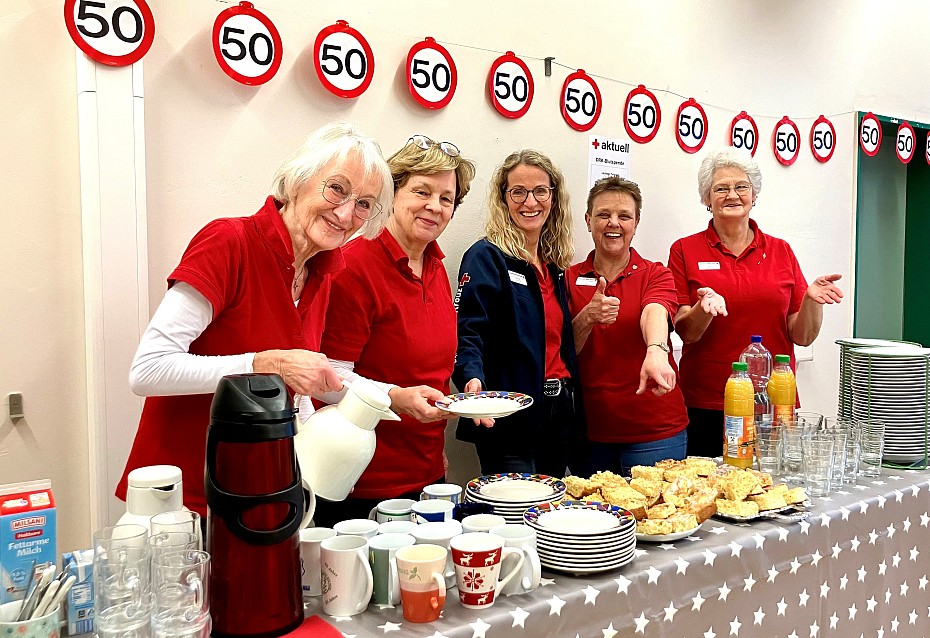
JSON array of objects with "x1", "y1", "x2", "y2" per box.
[{"x1": 583, "y1": 429, "x2": 688, "y2": 476}]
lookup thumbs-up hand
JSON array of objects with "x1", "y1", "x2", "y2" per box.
[{"x1": 585, "y1": 276, "x2": 620, "y2": 325}]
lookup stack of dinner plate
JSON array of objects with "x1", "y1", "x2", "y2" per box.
[
  {"x1": 848, "y1": 344, "x2": 930, "y2": 464},
  {"x1": 835, "y1": 338, "x2": 904, "y2": 418},
  {"x1": 523, "y1": 501, "x2": 636, "y2": 575},
  {"x1": 463, "y1": 473, "x2": 565, "y2": 524}
]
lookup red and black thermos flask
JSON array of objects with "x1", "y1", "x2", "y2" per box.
[{"x1": 206, "y1": 374, "x2": 307, "y2": 637}]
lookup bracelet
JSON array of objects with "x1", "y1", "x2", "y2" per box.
[{"x1": 647, "y1": 342, "x2": 670, "y2": 353}]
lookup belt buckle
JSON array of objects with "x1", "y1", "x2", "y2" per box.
[{"x1": 543, "y1": 379, "x2": 561, "y2": 397}]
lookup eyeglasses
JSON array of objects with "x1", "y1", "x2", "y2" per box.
[
  {"x1": 712, "y1": 183, "x2": 752, "y2": 197},
  {"x1": 506, "y1": 186, "x2": 554, "y2": 204},
  {"x1": 321, "y1": 179, "x2": 383, "y2": 220},
  {"x1": 407, "y1": 135, "x2": 460, "y2": 157}
]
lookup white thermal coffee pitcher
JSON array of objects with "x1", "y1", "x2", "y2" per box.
[{"x1": 294, "y1": 379, "x2": 400, "y2": 501}]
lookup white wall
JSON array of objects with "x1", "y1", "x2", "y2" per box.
[{"x1": 3, "y1": 0, "x2": 930, "y2": 547}]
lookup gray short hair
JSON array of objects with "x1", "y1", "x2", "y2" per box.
[
  {"x1": 697, "y1": 147, "x2": 762, "y2": 204},
  {"x1": 270, "y1": 122, "x2": 393, "y2": 239}
]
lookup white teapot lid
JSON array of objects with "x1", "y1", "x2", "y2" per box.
[
  {"x1": 347, "y1": 378, "x2": 392, "y2": 411},
  {"x1": 127, "y1": 465, "x2": 182, "y2": 489}
]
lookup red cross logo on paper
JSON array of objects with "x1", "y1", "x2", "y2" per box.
[
  {"x1": 592, "y1": 139, "x2": 601, "y2": 149},
  {"x1": 459, "y1": 273, "x2": 471, "y2": 287}
]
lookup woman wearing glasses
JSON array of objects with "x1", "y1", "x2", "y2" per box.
[
  {"x1": 668, "y1": 147, "x2": 843, "y2": 457},
  {"x1": 309, "y1": 135, "x2": 476, "y2": 524},
  {"x1": 119, "y1": 122, "x2": 392, "y2": 515},
  {"x1": 454, "y1": 150, "x2": 581, "y2": 477}
]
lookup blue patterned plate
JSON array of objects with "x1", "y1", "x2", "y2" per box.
[
  {"x1": 465, "y1": 473, "x2": 565, "y2": 503},
  {"x1": 524, "y1": 500, "x2": 635, "y2": 535},
  {"x1": 435, "y1": 391, "x2": 533, "y2": 418}
]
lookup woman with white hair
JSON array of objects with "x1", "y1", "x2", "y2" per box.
[
  {"x1": 119, "y1": 122, "x2": 393, "y2": 515},
  {"x1": 668, "y1": 147, "x2": 843, "y2": 458}
]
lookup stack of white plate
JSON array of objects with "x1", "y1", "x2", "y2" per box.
[
  {"x1": 523, "y1": 501, "x2": 636, "y2": 575},
  {"x1": 835, "y1": 338, "x2": 904, "y2": 418},
  {"x1": 849, "y1": 344, "x2": 930, "y2": 463},
  {"x1": 463, "y1": 473, "x2": 565, "y2": 524}
]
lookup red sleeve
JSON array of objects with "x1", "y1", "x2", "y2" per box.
[
  {"x1": 641, "y1": 263, "x2": 679, "y2": 319},
  {"x1": 168, "y1": 219, "x2": 243, "y2": 317},
  {"x1": 667, "y1": 239, "x2": 691, "y2": 306},
  {"x1": 785, "y1": 243, "x2": 808, "y2": 316},
  {"x1": 320, "y1": 267, "x2": 375, "y2": 362}
]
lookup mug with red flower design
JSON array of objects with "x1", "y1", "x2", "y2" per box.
[
  {"x1": 0, "y1": 601, "x2": 61, "y2": 638},
  {"x1": 449, "y1": 532, "x2": 524, "y2": 610}
]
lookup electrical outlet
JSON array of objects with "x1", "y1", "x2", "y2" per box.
[{"x1": 8, "y1": 392, "x2": 23, "y2": 420}]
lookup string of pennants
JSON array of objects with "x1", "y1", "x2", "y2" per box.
[{"x1": 63, "y1": 0, "x2": 929, "y2": 166}]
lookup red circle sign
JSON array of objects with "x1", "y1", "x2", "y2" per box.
[
  {"x1": 212, "y1": 2, "x2": 282, "y2": 86},
  {"x1": 675, "y1": 98, "x2": 708, "y2": 154},
  {"x1": 313, "y1": 21, "x2": 375, "y2": 99},
  {"x1": 772, "y1": 116, "x2": 801, "y2": 166},
  {"x1": 623, "y1": 85, "x2": 662, "y2": 144},
  {"x1": 729, "y1": 112, "x2": 759, "y2": 157},
  {"x1": 487, "y1": 52, "x2": 534, "y2": 119},
  {"x1": 809, "y1": 115, "x2": 836, "y2": 163},
  {"x1": 560, "y1": 70, "x2": 601, "y2": 132},
  {"x1": 895, "y1": 121, "x2": 916, "y2": 164},
  {"x1": 860, "y1": 112, "x2": 882, "y2": 157},
  {"x1": 925, "y1": 131, "x2": 930, "y2": 166},
  {"x1": 64, "y1": 0, "x2": 155, "y2": 67},
  {"x1": 406, "y1": 37, "x2": 457, "y2": 110}
]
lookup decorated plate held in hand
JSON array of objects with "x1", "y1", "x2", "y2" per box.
[{"x1": 435, "y1": 391, "x2": 533, "y2": 418}]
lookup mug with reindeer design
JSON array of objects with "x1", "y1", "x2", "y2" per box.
[
  {"x1": 450, "y1": 532, "x2": 524, "y2": 610},
  {"x1": 395, "y1": 544, "x2": 447, "y2": 623}
]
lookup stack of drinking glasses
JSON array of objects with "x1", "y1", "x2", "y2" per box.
[{"x1": 94, "y1": 511, "x2": 209, "y2": 638}]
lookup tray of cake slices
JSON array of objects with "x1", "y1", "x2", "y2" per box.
[{"x1": 705, "y1": 465, "x2": 811, "y2": 523}]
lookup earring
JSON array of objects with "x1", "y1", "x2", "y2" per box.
[
  {"x1": 752, "y1": 202, "x2": 756, "y2": 208},
  {"x1": 706, "y1": 206, "x2": 711, "y2": 212}
]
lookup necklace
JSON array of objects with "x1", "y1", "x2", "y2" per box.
[{"x1": 293, "y1": 268, "x2": 304, "y2": 293}]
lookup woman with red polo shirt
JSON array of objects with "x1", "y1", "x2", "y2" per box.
[
  {"x1": 311, "y1": 135, "x2": 476, "y2": 525},
  {"x1": 668, "y1": 147, "x2": 844, "y2": 458},
  {"x1": 568, "y1": 177, "x2": 687, "y2": 475},
  {"x1": 120, "y1": 123, "x2": 393, "y2": 516},
  {"x1": 454, "y1": 149, "x2": 581, "y2": 477}
]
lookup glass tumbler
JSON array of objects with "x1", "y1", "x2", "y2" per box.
[
  {"x1": 801, "y1": 435, "x2": 835, "y2": 497},
  {"x1": 858, "y1": 419, "x2": 886, "y2": 478},
  {"x1": 152, "y1": 550, "x2": 211, "y2": 638},
  {"x1": 93, "y1": 524, "x2": 153, "y2": 638}
]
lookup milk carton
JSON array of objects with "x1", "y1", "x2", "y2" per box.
[
  {"x1": 0, "y1": 480, "x2": 57, "y2": 604},
  {"x1": 62, "y1": 549, "x2": 94, "y2": 635}
]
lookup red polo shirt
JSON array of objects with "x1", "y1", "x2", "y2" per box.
[
  {"x1": 537, "y1": 264, "x2": 571, "y2": 380},
  {"x1": 567, "y1": 249, "x2": 687, "y2": 443},
  {"x1": 117, "y1": 197, "x2": 345, "y2": 516},
  {"x1": 320, "y1": 230, "x2": 457, "y2": 499},
  {"x1": 668, "y1": 220, "x2": 807, "y2": 411}
]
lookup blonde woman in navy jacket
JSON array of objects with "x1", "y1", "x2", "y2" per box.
[{"x1": 453, "y1": 149, "x2": 581, "y2": 477}]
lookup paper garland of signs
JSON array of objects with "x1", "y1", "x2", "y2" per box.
[
  {"x1": 212, "y1": 2, "x2": 282, "y2": 86},
  {"x1": 623, "y1": 85, "x2": 661, "y2": 144},
  {"x1": 406, "y1": 37, "x2": 457, "y2": 110},
  {"x1": 64, "y1": 0, "x2": 155, "y2": 67},
  {"x1": 560, "y1": 70, "x2": 602, "y2": 132},
  {"x1": 675, "y1": 98, "x2": 708, "y2": 154},
  {"x1": 313, "y1": 21, "x2": 375, "y2": 99},
  {"x1": 895, "y1": 121, "x2": 915, "y2": 164},
  {"x1": 588, "y1": 136, "x2": 632, "y2": 188},
  {"x1": 926, "y1": 131, "x2": 930, "y2": 166},
  {"x1": 729, "y1": 111, "x2": 759, "y2": 157},
  {"x1": 772, "y1": 116, "x2": 801, "y2": 166},
  {"x1": 859, "y1": 112, "x2": 882, "y2": 157},
  {"x1": 487, "y1": 52, "x2": 534, "y2": 119},
  {"x1": 809, "y1": 115, "x2": 836, "y2": 163}
]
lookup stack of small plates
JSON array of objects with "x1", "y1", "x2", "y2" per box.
[
  {"x1": 849, "y1": 344, "x2": 930, "y2": 463},
  {"x1": 463, "y1": 473, "x2": 565, "y2": 524},
  {"x1": 835, "y1": 338, "x2": 904, "y2": 418},
  {"x1": 523, "y1": 501, "x2": 636, "y2": 575}
]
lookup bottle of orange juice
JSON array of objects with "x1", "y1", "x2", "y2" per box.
[
  {"x1": 767, "y1": 354, "x2": 797, "y2": 424},
  {"x1": 723, "y1": 362, "x2": 755, "y2": 469}
]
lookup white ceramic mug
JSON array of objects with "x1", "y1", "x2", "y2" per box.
[
  {"x1": 410, "y1": 520, "x2": 463, "y2": 589},
  {"x1": 300, "y1": 527, "x2": 336, "y2": 598},
  {"x1": 490, "y1": 524, "x2": 542, "y2": 595},
  {"x1": 333, "y1": 518, "x2": 380, "y2": 539},
  {"x1": 411, "y1": 500, "x2": 455, "y2": 524},
  {"x1": 378, "y1": 520, "x2": 417, "y2": 535},
  {"x1": 420, "y1": 483, "x2": 463, "y2": 504},
  {"x1": 461, "y1": 514, "x2": 507, "y2": 533},
  {"x1": 320, "y1": 535, "x2": 373, "y2": 617},
  {"x1": 368, "y1": 498, "x2": 417, "y2": 523},
  {"x1": 368, "y1": 533, "x2": 415, "y2": 606},
  {"x1": 450, "y1": 532, "x2": 524, "y2": 610}
]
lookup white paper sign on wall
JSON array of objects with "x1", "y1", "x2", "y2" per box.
[
  {"x1": 487, "y1": 52, "x2": 534, "y2": 119},
  {"x1": 809, "y1": 115, "x2": 836, "y2": 163},
  {"x1": 729, "y1": 111, "x2": 759, "y2": 157},
  {"x1": 675, "y1": 98, "x2": 708, "y2": 154},
  {"x1": 313, "y1": 20, "x2": 375, "y2": 99},
  {"x1": 588, "y1": 136, "x2": 632, "y2": 188},
  {"x1": 859, "y1": 112, "x2": 882, "y2": 157},
  {"x1": 212, "y1": 2, "x2": 282, "y2": 86},
  {"x1": 772, "y1": 116, "x2": 801, "y2": 166},
  {"x1": 406, "y1": 37, "x2": 457, "y2": 110},
  {"x1": 895, "y1": 121, "x2": 915, "y2": 164},
  {"x1": 64, "y1": 0, "x2": 155, "y2": 66},
  {"x1": 560, "y1": 70, "x2": 602, "y2": 132},
  {"x1": 623, "y1": 85, "x2": 661, "y2": 144}
]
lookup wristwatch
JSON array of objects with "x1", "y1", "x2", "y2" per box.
[{"x1": 647, "y1": 342, "x2": 671, "y2": 353}]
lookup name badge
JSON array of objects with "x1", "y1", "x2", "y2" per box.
[
  {"x1": 508, "y1": 270, "x2": 528, "y2": 286},
  {"x1": 575, "y1": 276, "x2": 598, "y2": 287},
  {"x1": 698, "y1": 261, "x2": 720, "y2": 270}
]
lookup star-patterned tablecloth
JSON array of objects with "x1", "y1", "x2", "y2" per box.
[{"x1": 303, "y1": 468, "x2": 930, "y2": 638}]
